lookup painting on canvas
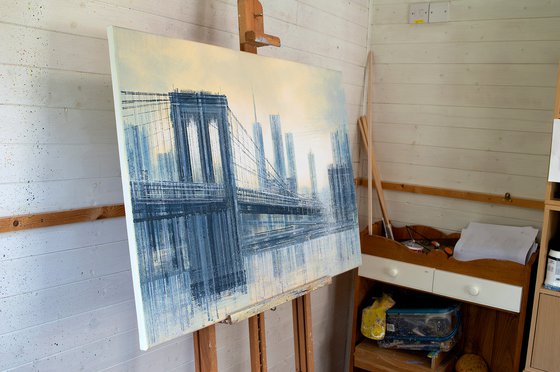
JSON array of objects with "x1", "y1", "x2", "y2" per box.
[{"x1": 108, "y1": 27, "x2": 361, "y2": 349}]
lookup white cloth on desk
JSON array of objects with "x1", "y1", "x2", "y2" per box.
[{"x1": 453, "y1": 222, "x2": 538, "y2": 264}]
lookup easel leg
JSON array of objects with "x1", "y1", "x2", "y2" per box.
[
  {"x1": 194, "y1": 324, "x2": 218, "y2": 372},
  {"x1": 249, "y1": 313, "x2": 268, "y2": 371},
  {"x1": 292, "y1": 293, "x2": 314, "y2": 372}
]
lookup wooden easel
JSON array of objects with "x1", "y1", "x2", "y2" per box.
[{"x1": 193, "y1": 2, "x2": 316, "y2": 371}]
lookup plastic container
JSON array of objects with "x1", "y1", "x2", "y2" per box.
[
  {"x1": 378, "y1": 304, "x2": 461, "y2": 352},
  {"x1": 385, "y1": 304, "x2": 460, "y2": 337},
  {"x1": 544, "y1": 248, "x2": 560, "y2": 291}
]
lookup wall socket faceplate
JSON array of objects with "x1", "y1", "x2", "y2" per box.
[
  {"x1": 409, "y1": 3, "x2": 429, "y2": 24},
  {"x1": 409, "y1": 2, "x2": 450, "y2": 24},
  {"x1": 429, "y1": 2, "x2": 449, "y2": 23}
]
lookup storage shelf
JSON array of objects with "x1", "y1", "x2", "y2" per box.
[
  {"x1": 545, "y1": 201, "x2": 560, "y2": 211},
  {"x1": 539, "y1": 286, "x2": 560, "y2": 298},
  {"x1": 546, "y1": 198, "x2": 560, "y2": 207},
  {"x1": 354, "y1": 340, "x2": 456, "y2": 372},
  {"x1": 352, "y1": 223, "x2": 537, "y2": 372}
]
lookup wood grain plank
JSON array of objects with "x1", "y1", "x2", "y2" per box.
[
  {"x1": 460, "y1": 303, "x2": 496, "y2": 367},
  {"x1": 0, "y1": 143, "x2": 119, "y2": 183},
  {"x1": 0, "y1": 64, "x2": 114, "y2": 111},
  {"x1": 266, "y1": 16, "x2": 367, "y2": 66},
  {"x1": 373, "y1": 63, "x2": 557, "y2": 87},
  {"x1": 376, "y1": 162, "x2": 546, "y2": 200},
  {"x1": 296, "y1": 2, "x2": 367, "y2": 46},
  {"x1": 0, "y1": 106, "x2": 117, "y2": 145},
  {"x1": 248, "y1": 313, "x2": 267, "y2": 372},
  {"x1": 194, "y1": 325, "x2": 218, "y2": 372},
  {"x1": 373, "y1": 142, "x2": 548, "y2": 178},
  {"x1": 370, "y1": 198, "x2": 542, "y2": 234},
  {"x1": 373, "y1": 0, "x2": 560, "y2": 24},
  {"x1": 0, "y1": 239, "x2": 130, "y2": 297},
  {"x1": 359, "y1": 189, "x2": 543, "y2": 224},
  {"x1": 0, "y1": 177, "x2": 123, "y2": 216},
  {"x1": 11, "y1": 330, "x2": 192, "y2": 372},
  {"x1": 491, "y1": 311, "x2": 522, "y2": 371},
  {"x1": 98, "y1": 334, "x2": 194, "y2": 372},
  {"x1": 373, "y1": 83, "x2": 555, "y2": 111},
  {"x1": 373, "y1": 41, "x2": 560, "y2": 64},
  {"x1": 297, "y1": 0, "x2": 369, "y2": 28},
  {"x1": 0, "y1": 0, "x2": 239, "y2": 49},
  {"x1": 0, "y1": 217, "x2": 126, "y2": 261},
  {"x1": 372, "y1": 18, "x2": 560, "y2": 44},
  {"x1": 0, "y1": 270, "x2": 133, "y2": 334},
  {"x1": 372, "y1": 122, "x2": 551, "y2": 155},
  {"x1": 0, "y1": 205, "x2": 125, "y2": 234},
  {"x1": 0, "y1": 22, "x2": 110, "y2": 74},
  {"x1": 372, "y1": 103, "x2": 552, "y2": 133},
  {"x1": 0, "y1": 300, "x2": 137, "y2": 370},
  {"x1": 355, "y1": 179, "x2": 544, "y2": 210}
]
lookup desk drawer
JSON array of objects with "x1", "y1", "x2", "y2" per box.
[
  {"x1": 433, "y1": 270, "x2": 522, "y2": 312},
  {"x1": 359, "y1": 255, "x2": 434, "y2": 292}
]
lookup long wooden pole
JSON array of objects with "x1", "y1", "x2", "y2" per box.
[
  {"x1": 358, "y1": 116, "x2": 394, "y2": 239},
  {"x1": 366, "y1": 52, "x2": 373, "y2": 236}
]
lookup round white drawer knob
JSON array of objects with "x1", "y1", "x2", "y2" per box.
[
  {"x1": 467, "y1": 286, "x2": 480, "y2": 296},
  {"x1": 387, "y1": 268, "x2": 399, "y2": 278}
]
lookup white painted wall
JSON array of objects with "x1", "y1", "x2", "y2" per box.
[
  {"x1": 0, "y1": 1, "x2": 369, "y2": 371},
  {"x1": 361, "y1": 0, "x2": 560, "y2": 232}
]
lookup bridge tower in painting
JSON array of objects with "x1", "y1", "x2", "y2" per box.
[{"x1": 168, "y1": 91, "x2": 246, "y2": 301}]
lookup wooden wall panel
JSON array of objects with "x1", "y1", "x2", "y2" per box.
[
  {"x1": 0, "y1": 0, "x2": 369, "y2": 371},
  {"x1": 366, "y1": 0, "x2": 560, "y2": 233}
]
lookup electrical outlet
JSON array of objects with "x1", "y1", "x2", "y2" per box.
[
  {"x1": 409, "y1": 3, "x2": 429, "y2": 24},
  {"x1": 429, "y1": 2, "x2": 449, "y2": 23}
]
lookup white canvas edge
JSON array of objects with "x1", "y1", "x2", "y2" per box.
[
  {"x1": 549, "y1": 119, "x2": 560, "y2": 182},
  {"x1": 107, "y1": 26, "x2": 150, "y2": 350}
]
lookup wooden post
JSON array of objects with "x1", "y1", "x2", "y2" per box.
[
  {"x1": 238, "y1": 0, "x2": 280, "y2": 53},
  {"x1": 248, "y1": 313, "x2": 268, "y2": 372},
  {"x1": 292, "y1": 293, "x2": 314, "y2": 372},
  {"x1": 237, "y1": 1, "x2": 279, "y2": 371},
  {"x1": 194, "y1": 326, "x2": 218, "y2": 372}
]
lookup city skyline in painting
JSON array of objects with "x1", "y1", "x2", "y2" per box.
[{"x1": 108, "y1": 27, "x2": 361, "y2": 349}]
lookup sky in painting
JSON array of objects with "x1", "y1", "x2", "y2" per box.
[{"x1": 113, "y1": 27, "x2": 348, "y2": 190}]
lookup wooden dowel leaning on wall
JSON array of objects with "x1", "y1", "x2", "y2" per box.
[{"x1": 365, "y1": 52, "x2": 374, "y2": 236}]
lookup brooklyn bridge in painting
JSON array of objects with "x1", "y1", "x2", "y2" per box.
[{"x1": 121, "y1": 90, "x2": 359, "y2": 346}]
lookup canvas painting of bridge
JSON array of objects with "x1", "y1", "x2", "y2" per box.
[{"x1": 108, "y1": 27, "x2": 361, "y2": 349}]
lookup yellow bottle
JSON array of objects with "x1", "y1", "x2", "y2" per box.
[{"x1": 361, "y1": 293, "x2": 396, "y2": 340}]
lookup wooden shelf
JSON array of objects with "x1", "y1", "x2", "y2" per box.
[
  {"x1": 354, "y1": 340, "x2": 456, "y2": 372},
  {"x1": 545, "y1": 199, "x2": 560, "y2": 209},
  {"x1": 545, "y1": 202, "x2": 560, "y2": 212},
  {"x1": 522, "y1": 65, "x2": 560, "y2": 372},
  {"x1": 539, "y1": 287, "x2": 560, "y2": 298}
]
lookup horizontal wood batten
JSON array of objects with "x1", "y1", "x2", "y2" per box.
[
  {"x1": 0, "y1": 179, "x2": 543, "y2": 234},
  {"x1": 355, "y1": 178, "x2": 544, "y2": 210},
  {"x1": 0, "y1": 205, "x2": 125, "y2": 234}
]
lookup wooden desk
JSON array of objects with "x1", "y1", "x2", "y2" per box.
[{"x1": 350, "y1": 225, "x2": 537, "y2": 372}]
